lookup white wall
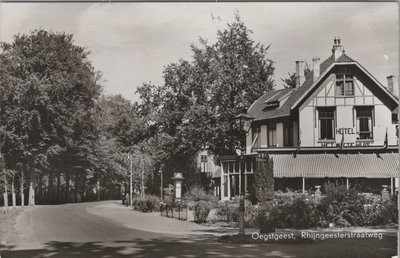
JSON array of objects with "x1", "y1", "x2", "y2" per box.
[{"x1": 299, "y1": 73, "x2": 396, "y2": 147}]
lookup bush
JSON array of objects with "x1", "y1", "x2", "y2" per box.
[
  {"x1": 215, "y1": 197, "x2": 259, "y2": 227},
  {"x1": 256, "y1": 202, "x2": 276, "y2": 233},
  {"x1": 193, "y1": 201, "x2": 213, "y2": 223},
  {"x1": 362, "y1": 194, "x2": 398, "y2": 226},
  {"x1": 183, "y1": 185, "x2": 218, "y2": 211},
  {"x1": 132, "y1": 194, "x2": 160, "y2": 213},
  {"x1": 317, "y1": 182, "x2": 365, "y2": 227}
]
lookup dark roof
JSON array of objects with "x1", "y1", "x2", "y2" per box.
[
  {"x1": 248, "y1": 88, "x2": 293, "y2": 121},
  {"x1": 248, "y1": 54, "x2": 342, "y2": 121}
]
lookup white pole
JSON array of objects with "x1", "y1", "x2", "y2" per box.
[
  {"x1": 346, "y1": 178, "x2": 349, "y2": 190},
  {"x1": 129, "y1": 153, "x2": 133, "y2": 206},
  {"x1": 302, "y1": 177, "x2": 305, "y2": 193}
]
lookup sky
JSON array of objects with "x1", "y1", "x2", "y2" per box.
[{"x1": 0, "y1": 2, "x2": 397, "y2": 103}]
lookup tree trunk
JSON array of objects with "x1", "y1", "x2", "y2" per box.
[
  {"x1": 20, "y1": 172, "x2": 24, "y2": 207},
  {"x1": 97, "y1": 179, "x2": 100, "y2": 201},
  {"x1": 11, "y1": 176, "x2": 16, "y2": 208},
  {"x1": 74, "y1": 171, "x2": 78, "y2": 203},
  {"x1": 38, "y1": 174, "x2": 43, "y2": 204},
  {"x1": 48, "y1": 171, "x2": 54, "y2": 203},
  {"x1": 28, "y1": 182, "x2": 35, "y2": 206},
  {"x1": 56, "y1": 172, "x2": 61, "y2": 203},
  {"x1": 81, "y1": 174, "x2": 86, "y2": 202},
  {"x1": 3, "y1": 170, "x2": 8, "y2": 211},
  {"x1": 65, "y1": 171, "x2": 70, "y2": 203}
]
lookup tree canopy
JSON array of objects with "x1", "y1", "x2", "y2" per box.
[{"x1": 135, "y1": 14, "x2": 275, "y2": 178}]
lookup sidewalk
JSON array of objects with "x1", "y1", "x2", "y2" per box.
[{"x1": 87, "y1": 201, "x2": 239, "y2": 236}]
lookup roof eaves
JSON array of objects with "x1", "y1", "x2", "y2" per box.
[{"x1": 290, "y1": 62, "x2": 337, "y2": 109}]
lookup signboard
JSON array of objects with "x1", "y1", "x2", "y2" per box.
[
  {"x1": 175, "y1": 181, "x2": 181, "y2": 198},
  {"x1": 320, "y1": 127, "x2": 372, "y2": 147}
]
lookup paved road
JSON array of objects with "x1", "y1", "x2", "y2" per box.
[{"x1": 0, "y1": 201, "x2": 397, "y2": 258}]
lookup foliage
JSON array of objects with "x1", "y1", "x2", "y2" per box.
[
  {"x1": 183, "y1": 185, "x2": 218, "y2": 206},
  {"x1": 317, "y1": 182, "x2": 365, "y2": 227},
  {"x1": 0, "y1": 29, "x2": 102, "y2": 203},
  {"x1": 362, "y1": 194, "x2": 398, "y2": 226},
  {"x1": 184, "y1": 186, "x2": 219, "y2": 224},
  {"x1": 135, "y1": 13, "x2": 275, "y2": 188},
  {"x1": 132, "y1": 194, "x2": 161, "y2": 213},
  {"x1": 281, "y1": 72, "x2": 297, "y2": 89},
  {"x1": 253, "y1": 155, "x2": 274, "y2": 203},
  {"x1": 193, "y1": 201, "x2": 213, "y2": 223},
  {"x1": 215, "y1": 197, "x2": 258, "y2": 227}
]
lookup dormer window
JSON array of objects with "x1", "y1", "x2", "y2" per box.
[
  {"x1": 263, "y1": 100, "x2": 279, "y2": 111},
  {"x1": 336, "y1": 73, "x2": 354, "y2": 96}
]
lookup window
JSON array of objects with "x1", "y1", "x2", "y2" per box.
[
  {"x1": 336, "y1": 74, "x2": 354, "y2": 96},
  {"x1": 252, "y1": 125, "x2": 260, "y2": 142},
  {"x1": 200, "y1": 155, "x2": 207, "y2": 163},
  {"x1": 223, "y1": 175, "x2": 228, "y2": 197},
  {"x1": 268, "y1": 123, "x2": 277, "y2": 147},
  {"x1": 283, "y1": 122, "x2": 293, "y2": 146},
  {"x1": 356, "y1": 107, "x2": 373, "y2": 140},
  {"x1": 318, "y1": 108, "x2": 335, "y2": 140}
]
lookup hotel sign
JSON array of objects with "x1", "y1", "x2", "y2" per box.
[
  {"x1": 319, "y1": 127, "x2": 371, "y2": 147},
  {"x1": 335, "y1": 128, "x2": 356, "y2": 135}
]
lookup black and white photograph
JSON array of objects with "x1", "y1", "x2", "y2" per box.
[{"x1": 0, "y1": 2, "x2": 398, "y2": 257}]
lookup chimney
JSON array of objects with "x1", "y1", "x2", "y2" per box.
[
  {"x1": 332, "y1": 36, "x2": 344, "y2": 60},
  {"x1": 295, "y1": 60, "x2": 305, "y2": 88},
  {"x1": 387, "y1": 75, "x2": 398, "y2": 97},
  {"x1": 312, "y1": 57, "x2": 320, "y2": 82}
]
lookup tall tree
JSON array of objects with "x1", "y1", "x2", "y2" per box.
[
  {"x1": 0, "y1": 30, "x2": 101, "y2": 203},
  {"x1": 135, "y1": 13, "x2": 275, "y2": 187}
]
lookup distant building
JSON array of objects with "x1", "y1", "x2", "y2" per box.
[
  {"x1": 220, "y1": 38, "x2": 399, "y2": 201},
  {"x1": 197, "y1": 149, "x2": 221, "y2": 198}
]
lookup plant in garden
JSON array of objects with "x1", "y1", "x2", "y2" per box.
[
  {"x1": 193, "y1": 201, "x2": 213, "y2": 223},
  {"x1": 132, "y1": 194, "x2": 161, "y2": 213},
  {"x1": 317, "y1": 182, "x2": 365, "y2": 227},
  {"x1": 183, "y1": 185, "x2": 218, "y2": 207}
]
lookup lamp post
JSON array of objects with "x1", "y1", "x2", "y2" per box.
[{"x1": 235, "y1": 112, "x2": 253, "y2": 236}]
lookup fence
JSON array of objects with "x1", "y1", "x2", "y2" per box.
[{"x1": 160, "y1": 204, "x2": 188, "y2": 221}]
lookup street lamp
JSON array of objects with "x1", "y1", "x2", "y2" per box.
[{"x1": 235, "y1": 111, "x2": 253, "y2": 236}]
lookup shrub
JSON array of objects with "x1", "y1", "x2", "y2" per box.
[
  {"x1": 362, "y1": 194, "x2": 398, "y2": 226},
  {"x1": 215, "y1": 197, "x2": 259, "y2": 227},
  {"x1": 193, "y1": 201, "x2": 213, "y2": 223},
  {"x1": 184, "y1": 185, "x2": 218, "y2": 203},
  {"x1": 316, "y1": 182, "x2": 365, "y2": 227},
  {"x1": 162, "y1": 195, "x2": 174, "y2": 206},
  {"x1": 183, "y1": 185, "x2": 218, "y2": 211},
  {"x1": 132, "y1": 194, "x2": 160, "y2": 213},
  {"x1": 256, "y1": 202, "x2": 276, "y2": 233}
]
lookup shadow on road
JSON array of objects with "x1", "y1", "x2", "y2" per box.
[{"x1": 0, "y1": 234, "x2": 397, "y2": 258}]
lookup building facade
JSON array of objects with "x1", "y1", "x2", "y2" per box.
[
  {"x1": 196, "y1": 149, "x2": 221, "y2": 198},
  {"x1": 220, "y1": 38, "x2": 399, "y2": 201}
]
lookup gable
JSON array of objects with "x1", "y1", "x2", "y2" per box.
[{"x1": 296, "y1": 63, "x2": 398, "y2": 112}]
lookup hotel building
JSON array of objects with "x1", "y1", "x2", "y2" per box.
[{"x1": 220, "y1": 38, "x2": 399, "y2": 201}]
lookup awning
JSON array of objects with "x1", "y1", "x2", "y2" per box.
[{"x1": 271, "y1": 152, "x2": 398, "y2": 178}]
